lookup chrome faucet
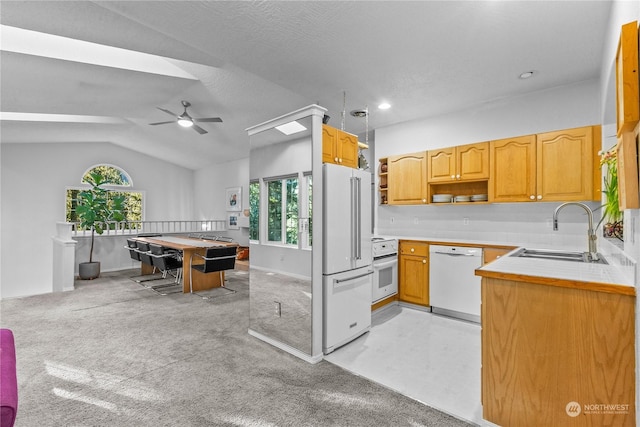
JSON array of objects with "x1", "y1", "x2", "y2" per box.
[{"x1": 553, "y1": 202, "x2": 599, "y2": 262}]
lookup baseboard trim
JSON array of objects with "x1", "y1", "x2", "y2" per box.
[{"x1": 248, "y1": 329, "x2": 323, "y2": 364}]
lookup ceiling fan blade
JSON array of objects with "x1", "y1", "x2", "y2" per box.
[
  {"x1": 149, "y1": 121, "x2": 175, "y2": 125},
  {"x1": 193, "y1": 117, "x2": 223, "y2": 123},
  {"x1": 192, "y1": 124, "x2": 208, "y2": 135},
  {"x1": 157, "y1": 107, "x2": 178, "y2": 117}
]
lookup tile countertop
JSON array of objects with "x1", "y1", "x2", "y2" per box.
[{"x1": 381, "y1": 235, "x2": 636, "y2": 295}]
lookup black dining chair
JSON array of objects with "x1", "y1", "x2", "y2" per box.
[
  {"x1": 189, "y1": 246, "x2": 237, "y2": 297},
  {"x1": 125, "y1": 239, "x2": 141, "y2": 261},
  {"x1": 135, "y1": 241, "x2": 154, "y2": 268},
  {"x1": 149, "y1": 243, "x2": 182, "y2": 284}
]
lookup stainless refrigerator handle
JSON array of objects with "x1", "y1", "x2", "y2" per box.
[
  {"x1": 334, "y1": 270, "x2": 374, "y2": 284},
  {"x1": 355, "y1": 176, "x2": 361, "y2": 260},
  {"x1": 350, "y1": 176, "x2": 357, "y2": 261}
]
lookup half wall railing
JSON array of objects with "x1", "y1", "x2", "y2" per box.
[{"x1": 70, "y1": 219, "x2": 227, "y2": 237}]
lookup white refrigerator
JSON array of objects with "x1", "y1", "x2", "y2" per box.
[{"x1": 322, "y1": 163, "x2": 373, "y2": 354}]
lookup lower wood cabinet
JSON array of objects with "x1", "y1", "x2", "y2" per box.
[
  {"x1": 482, "y1": 247, "x2": 514, "y2": 265},
  {"x1": 398, "y1": 241, "x2": 429, "y2": 306},
  {"x1": 481, "y1": 277, "x2": 636, "y2": 427}
]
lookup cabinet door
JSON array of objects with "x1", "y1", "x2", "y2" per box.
[
  {"x1": 616, "y1": 129, "x2": 640, "y2": 209},
  {"x1": 482, "y1": 247, "x2": 514, "y2": 265},
  {"x1": 458, "y1": 142, "x2": 489, "y2": 180},
  {"x1": 489, "y1": 135, "x2": 536, "y2": 202},
  {"x1": 427, "y1": 147, "x2": 456, "y2": 182},
  {"x1": 322, "y1": 125, "x2": 338, "y2": 164},
  {"x1": 387, "y1": 151, "x2": 428, "y2": 204},
  {"x1": 337, "y1": 130, "x2": 359, "y2": 168},
  {"x1": 616, "y1": 21, "x2": 639, "y2": 136},
  {"x1": 399, "y1": 254, "x2": 429, "y2": 306},
  {"x1": 537, "y1": 127, "x2": 593, "y2": 202}
]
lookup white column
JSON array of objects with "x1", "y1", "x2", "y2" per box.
[{"x1": 52, "y1": 222, "x2": 76, "y2": 292}]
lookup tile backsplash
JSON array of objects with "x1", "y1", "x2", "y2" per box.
[{"x1": 376, "y1": 201, "x2": 604, "y2": 249}]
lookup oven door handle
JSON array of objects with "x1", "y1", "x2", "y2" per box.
[{"x1": 373, "y1": 258, "x2": 398, "y2": 269}]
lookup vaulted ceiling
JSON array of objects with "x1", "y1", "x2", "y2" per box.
[{"x1": 0, "y1": 1, "x2": 612, "y2": 170}]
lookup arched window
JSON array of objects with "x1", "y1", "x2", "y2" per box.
[
  {"x1": 81, "y1": 164, "x2": 133, "y2": 187},
  {"x1": 66, "y1": 164, "x2": 143, "y2": 229}
]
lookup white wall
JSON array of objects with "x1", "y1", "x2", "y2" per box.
[
  {"x1": 194, "y1": 157, "x2": 250, "y2": 246},
  {"x1": 374, "y1": 79, "x2": 602, "y2": 247},
  {"x1": 1, "y1": 142, "x2": 195, "y2": 298}
]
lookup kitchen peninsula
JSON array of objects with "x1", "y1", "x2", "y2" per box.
[{"x1": 476, "y1": 253, "x2": 635, "y2": 426}]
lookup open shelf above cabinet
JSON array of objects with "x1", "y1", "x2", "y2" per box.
[
  {"x1": 378, "y1": 157, "x2": 388, "y2": 204},
  {"x1": 429, "y1": 180, "x2": 489, "y2": 204}
]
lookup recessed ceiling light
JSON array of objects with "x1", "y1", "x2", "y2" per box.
[
  {"x1": 378, "y1": 102, "x2": 391, "y2": 110},
  {"x1": 519, "y1": 71, "x2": 535, "y2": 79},
  {"x1": 275, "y1": 120, "x2": 307, "y2": 135}
]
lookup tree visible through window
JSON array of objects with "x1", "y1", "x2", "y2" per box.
[
  {"x1": 257, "y1": 173, "x2": 314, "y2": 247},
  {"x1": 66, "y1": 165, "x2": 143, "y2": 230},
  {"x1": 249, "y1": 180, "x2": 259, "y2": 241}
]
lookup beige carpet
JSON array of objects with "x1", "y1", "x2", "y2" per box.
[{"x1": 0, "y1": 269, "x2": 471, "y2": 427}]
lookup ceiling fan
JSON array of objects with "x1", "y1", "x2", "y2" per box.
[{"x1": 149, "y1": 100, "x2": 222, "y2": 134}]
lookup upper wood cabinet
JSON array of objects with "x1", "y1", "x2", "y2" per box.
[
  {"x1": 536, "y1": 127, "x2": 595, "y2": 202},
  {"x1": 387, "y1": 151, "x2": 428, "y2": 204},
  {"x1": 489, "y1": 135, "x2": 537, "y2": 202},
  {"x1": 490, "y1": 126, "x2": 599, "y2": 203},
  {"x1": 616, "y1": 21, "x2": 639, "y2": 136},
  {"x1": 322, "y1": 124, "x2": 359, "y2": 168},
  {"x1": 617, "y1": 125, "x2": 640, "y2": 209},
  {"x1": 428, "y1": 142, "x2": 489, "y2": 182}
]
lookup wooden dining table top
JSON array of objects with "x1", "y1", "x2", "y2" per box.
[{"x1": 136, "y1": 235, "x2": 238, "y2": 251}]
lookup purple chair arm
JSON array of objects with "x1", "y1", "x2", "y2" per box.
[{"x1": 0, "y1": 329, "x2": 17, "y2": 427}]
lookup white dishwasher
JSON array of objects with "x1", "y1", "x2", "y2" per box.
[{"x1": 429, "y1": 245, "x2": 482, "y2": 323}]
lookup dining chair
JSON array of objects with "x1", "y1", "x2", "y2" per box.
[{"x1": 189, "y1": 246, "x2": 237, "y2": 297}]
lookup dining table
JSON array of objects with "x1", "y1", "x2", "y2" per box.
[{"x1": 136, "y1": 235, "x2": 239, "y2": 293}]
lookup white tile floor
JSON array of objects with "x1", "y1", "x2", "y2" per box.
[{"x1": 325, "y1": 304, "x2": 484, "y2": 425}]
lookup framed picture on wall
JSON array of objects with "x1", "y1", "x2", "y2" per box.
[
  {"x1": 226, "y1": 187, "x2": 242, "y2": 211},
  {"x1": 227, "y1": 213, "x2": 239, "y2": 230}
]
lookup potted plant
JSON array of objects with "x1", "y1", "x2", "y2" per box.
[
  {"x1": 76, "y1": 170, "x2": 125, "y2": 279},
  {"x1": 598, "y1": 149, "x2": 623, "y2": 240}
]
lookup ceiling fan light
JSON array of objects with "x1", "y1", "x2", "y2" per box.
[{"x1": 177, "y1": 117, "x2": 193, "y2": 127}]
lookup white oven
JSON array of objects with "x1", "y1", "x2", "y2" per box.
[{"x1": 372, "y1": 238, "x2": 398, "y2": 304}]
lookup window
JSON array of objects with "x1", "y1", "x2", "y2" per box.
[
  {"x1": 265, "y1": 175, "x2": 299, "y2": 246},
  {"x1": 249, "y1": 180, "x2": 259, "y2": 241},
  {"x1": 306, "y1": 173, "x2": 312, "y2": 247},
  {"x1": 258, "y1": 173, "x2": 312, "y2": 248},
  {"x1": 66, "y1": 164, "x2": 143, "y2": 230}
]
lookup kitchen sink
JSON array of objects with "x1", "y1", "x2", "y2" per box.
[{"x1": 510, "y1": 248, "x2": 608, "y2": 264}]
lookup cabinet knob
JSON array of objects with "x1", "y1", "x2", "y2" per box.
[
  {"x1": 423, "y1": 259, "x2": 427, "y2": 264},
  {"x1": 451, "y1": 175, "x2": 455, "y2": 179},
  {"x1": 530, "y1": 195, "x2": 535, "y2": 200},
  {"x1": 410, "y1": 248, "x2": 415, "y2": 253},
  {"x1": 338, "y1": 158, "x2": 343, "y2": 163},
  {"x1": 537, "y1": 195, "x2": 542, "y2": 200},
  {"x1": 334, "y1": 157, "x2": 338, "y2": 162},
  {"x1": 422, "y1": 199, "x2": 426, "y2": 203},
  {"x1": 456, "y1": 174, "x2": 461, "y2": 179}
]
